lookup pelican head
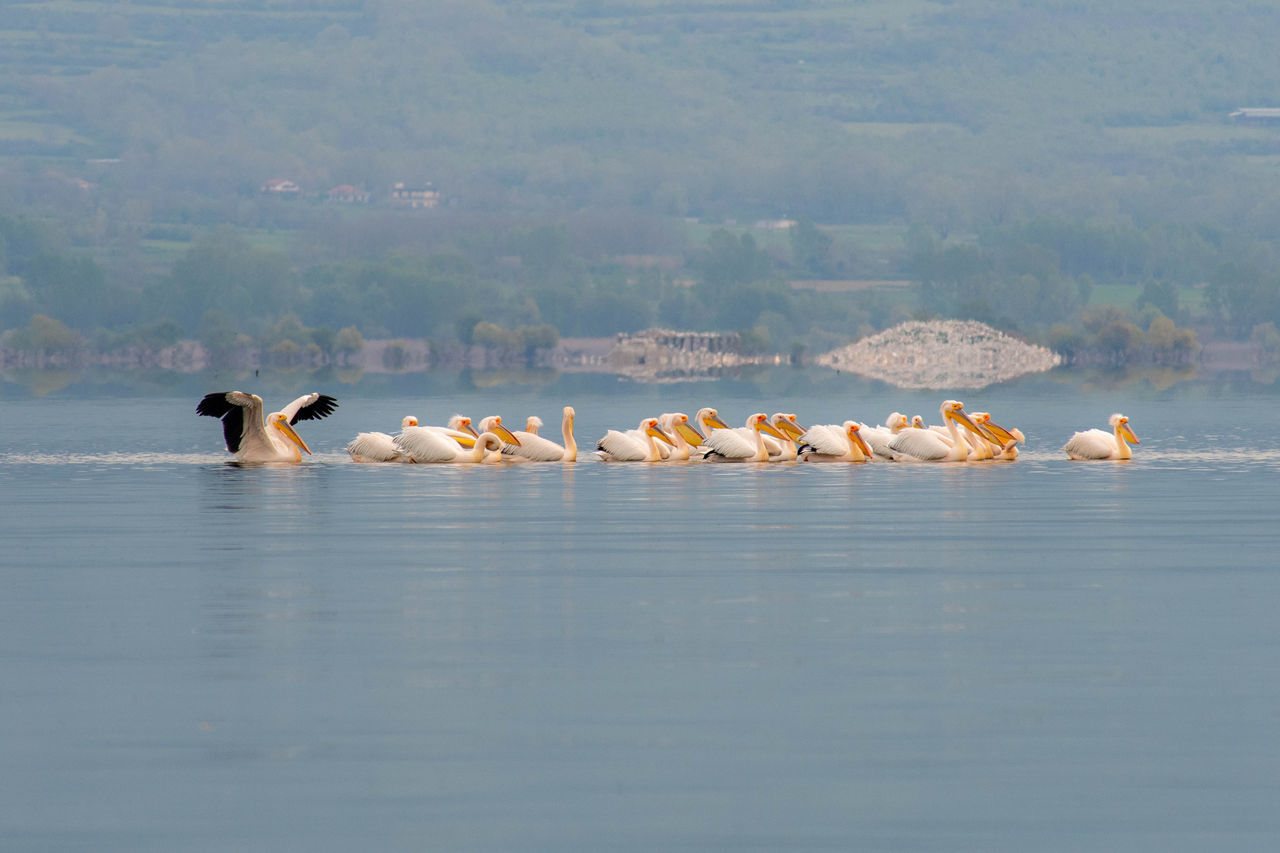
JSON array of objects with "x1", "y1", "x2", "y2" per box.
[
  {"x1": 477, "y1": 415, "x2": 520, "y2": 445},
  {"x1": 973, "y1": 412, "x2": 1019, "y2": 446},
  {"x1": 749, "y1": 412, "x2": 786, "y2": 440},
  {"x1": 771, "y1": 412, "x2": 807, "y2": 441},
  {"x1": 403, "y1": 416, "x2": 419, "y2": 428},
  {"x1": 666, "y1": 412, "x2": 706, "y2": 447},
  {"x1": 448, "y1": 414, "x2": 479, "y2": 437},
  {"x1": 268, "y1": 411, "x2": 311, "y2": 454},
  {"x1": 886, "y1": 412, "x2": 909, "y2": 432},
  {"x1": 643, "y1": 417, "x2": 676, "y2": 446},
  {"x1": 525, "y1": 415, "x2": 544, "y2": 434},
  {"x1": 1110, "y1": 414, "x2": 1139, "y2": 444},
  {"x1": 911, "y1": 415, "x2": 925, "y2": 429},
  {"x1": 844, "y1": 421, "x2": 873, "y2": 459},
  {"x1": 942, "y1": 400, "x2": 986, "y2": 437},
  {"x1": 695, "y1": 407, "x2": 730, "y2": 435}
]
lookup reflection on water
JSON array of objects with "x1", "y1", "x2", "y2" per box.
[{"x1": 5, "y1": 388, "x2": 1280, "y2": 851}]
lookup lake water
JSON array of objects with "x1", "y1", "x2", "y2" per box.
[{"x1": 3, "y1": 367, "x2": 1280, "y2": 851}]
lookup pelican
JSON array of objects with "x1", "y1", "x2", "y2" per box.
[
  {"x1": 523, "y1": 416, "x2": 542, "y2": 436},
  {"x1": 971, "y1": 413, "x2": 1022, "y2": 461},
  {"x1": 503, "y1": 406, "x2": 579, "y2": 462},
  {"x1": 721, "y1": 414, "x2": 789, "y2": 461},
  {"x1": 692, "y1": 407, "x2": 731, "y2": 445},
  {"x1": 346, "y1": 415, "x2": 419, "y2": 462},
  {"x1": 395, "y1": 422, "x2": 520, "y2": 463},
  {"x1": 597, "y1": 418, "x2": 676, "y2": 462},
  {"x1": 993, "y1": 426, "x2": 1025, "y2": 461},
  {"x1": 767, "y1": 413, "x2": 807, "y2": 461},
  {"x1": 798, "y1": 420, "x2": 874, "y2": 462},
  {"x1": 197, "y1": 391, "x2": 338, "y2": 463},
  {"x1": 703, "y1": 413, "x2": 787, "y2": 462},
  {"x1": 1064, "y1": 414, "x2": 1139, "y2": 460},
  {"x1": 888, "y1": 400, "x2": 989, "y2": 462},
  {"x1": 657, "y1": 412, "x2": 713, "y2": 462},
  {"x1": 859, "y1": 412, "x2": 910, "y2": 460}
]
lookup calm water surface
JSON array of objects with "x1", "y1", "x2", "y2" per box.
[{"x1": 3, "y1": 374, "x2": 1279, "y2": 851}]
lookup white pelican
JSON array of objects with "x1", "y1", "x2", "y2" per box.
[
  {"x1": 970, "y1": 413, "x2": 1022, "y2": 461},
  {"x1": 993, "y1": 426, "x2": 1025, "y2": 461},
  {"x1": 798, "y1": 420, "x2": 874, "y2": 462},
  {"x1": 657, "y1": 412, "x2": 713, "y2": 462},
  {"x1": 767, "y1": 413, "x2": 807, "y2": 461},
  {"x1": 395, "y1": 422, "x2": 520, "y2": 463},
  {"x1": 197, "y1": 391, "x2": 338, "y2": 463},
  {"x1": 1064, "y1": 414, "x2": 1139, "y2": 460},
  {"x1": 523, "y1": 416, "x2": 542, "y2": 436},
  {"x1": 703, "y1": 413, "x2": 787, "y2": 462},
  {"x1": 888, "y1": 400, "x2": 988, "y2": 462},
  {"x1": 597, "y1": 418, "x2": 676, "y2": 462},
  {"x1": 503, "y1": 406, "x2": 579, "y2": 462},
  {"x1": 692, "y1": 407, "x2": 731, "y2": 445},
  {"x1": 859, "y1": 412, "x2": 909, "y2": 460},
  {"x1": 346, "y1": 415, "x2": 419, "y2": 462}
]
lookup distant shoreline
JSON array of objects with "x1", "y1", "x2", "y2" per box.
[{"x1": 0, "y1": 336, "x2": 1268, "y2": 375}]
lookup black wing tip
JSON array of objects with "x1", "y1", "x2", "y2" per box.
[
  {"x1": 196, "y1": 391, "x2": 233, "y2": 417},
  {"x1": 293, "y1": 393, "x2": 339, "y2": 423}
]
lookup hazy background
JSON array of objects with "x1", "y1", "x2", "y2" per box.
[{"x1": 2, "y1": 0, "x2": 1278, "y2": 365}]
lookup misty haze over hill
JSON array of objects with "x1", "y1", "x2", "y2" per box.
[{"x1": 0, "y1": 1, "x2": 1277, "y2": 363}]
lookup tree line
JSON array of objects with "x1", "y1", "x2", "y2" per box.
[{"x1": 4, "y1": 208, "x2": 1276, "y2": 367}]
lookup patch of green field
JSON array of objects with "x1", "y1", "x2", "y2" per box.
[{"x1": 1089, "y1": 281, "x2": 1207, "y2": 313}]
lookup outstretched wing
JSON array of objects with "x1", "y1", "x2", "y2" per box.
[
  {"x1": 282, "y1": 393, "x2": 339, "y2": 424},
  {"x1": 196, "y1": 391, "x2": 260, "y2": 454}
]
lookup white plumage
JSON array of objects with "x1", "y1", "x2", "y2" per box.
[
  {"x1": 503, "y1": 407, "x2": 578, "y2": 462},
  {"x1": 858, "y1": 412, "x2": 909, "y2": 460},
  {"x1": 346, "y1": 415, "x2": 419, "y2": 462},
  {"x1": 597, "y1": 418, "x2": 675, "y2": 462},
  {"x1": 888, "y1": 400, "x2": 986, "y2": 462},
  {"x1": 703, "y1": 413, "x2": 786, "y2": 462},
  {"x1": 197, "y1": 391, "x2": 338, "y2": 463},
  {"x1": 798, "y1": 420, "x2": 873, "y2": 462},
  {"x1": 395, "y1": 428, "x2": 516, "y2": 463},
  {"x1": 1064, "y1": 414, "x2": 1138, "y2": 460}
]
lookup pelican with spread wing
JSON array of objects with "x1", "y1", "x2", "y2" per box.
[{"x1": 197, "y1": 391, "x2": 338, "y2": 463}]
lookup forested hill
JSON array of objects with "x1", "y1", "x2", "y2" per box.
[
  {"x1": 5, "y1": 0, "x2": 1280, "y2": 231},
  {"x1": 2, "y1": 1, "x2": 1279, "y2": 363}
]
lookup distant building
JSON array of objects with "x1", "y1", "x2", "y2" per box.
[
  {"x1": 390, "y1": 181, "x2": 440, "y2": 209},
  {"x1": 260, "y1": 177, "x2": 301, "y2": 196},
  {"x1": 1229, "y1": 108, "x2": 1280, "y2": 124},
  {"x1": 326, "y1": 184, "x2": 371, "y2": 204}
]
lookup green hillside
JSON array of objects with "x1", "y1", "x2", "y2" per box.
[
  {"x1": 4, "y1": 1, "x2": 1279, "y2": 224},
  {"x1": 0, "y1": 1, "x2": 1277, "y2": 359}
]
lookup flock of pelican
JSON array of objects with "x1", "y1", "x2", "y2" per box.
[{"x1": 197, "y1": 391, "x2": 1141, "y2": 464}]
